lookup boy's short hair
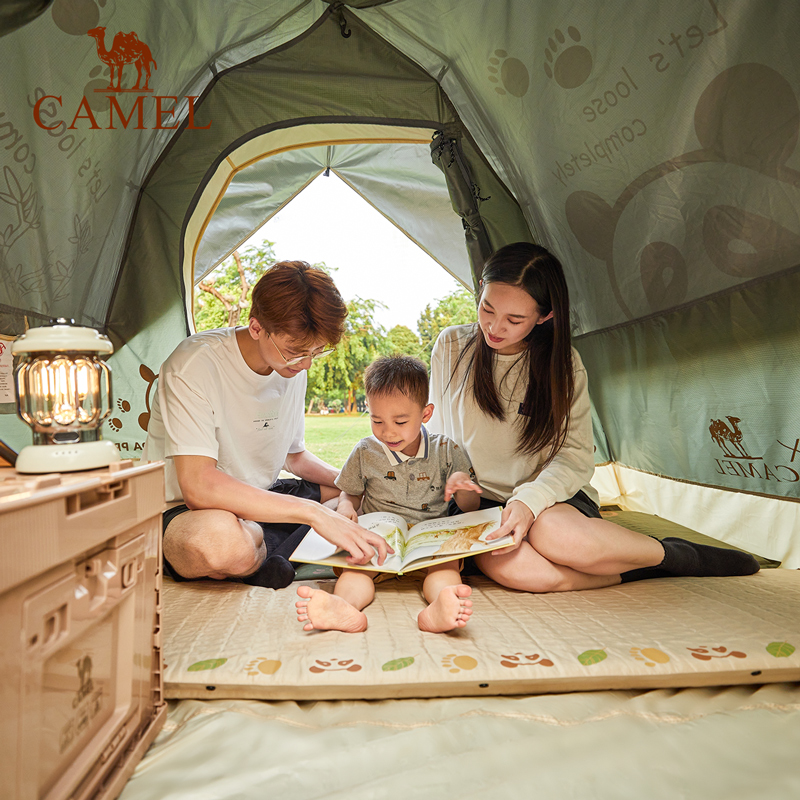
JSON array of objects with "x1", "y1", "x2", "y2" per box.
[
  {"x1": 250, "y1": 261, "x2": 347, "y2": 347},
  {"x1": 364, "y1": 355, "x2": 429, "y2": 408}
]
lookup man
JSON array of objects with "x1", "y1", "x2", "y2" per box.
[{"x1": 143, "y1": 260, "x2": 390, "y2": 588}]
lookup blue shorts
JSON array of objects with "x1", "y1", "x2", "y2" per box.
[{"x1": 162, "y1": 478, "x2": 321, "y2": 581}]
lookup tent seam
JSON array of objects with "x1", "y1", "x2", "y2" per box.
[{"x1": 576, "y1": 262, "x2": 800, "y2": 341}]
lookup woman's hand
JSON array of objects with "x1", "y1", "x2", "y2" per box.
[
  {"x1": 444, "y1": 471, "x2": 483, "y2": 502},
  {"x1": 485, "y1": 500, "x2": 534, "y2": 554},
  {"x1": 313, "y1": 505, "x2": 393, "y2": 566}
]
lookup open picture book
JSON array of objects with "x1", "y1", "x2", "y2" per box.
[{"x1": 291, "y1": 506, "x2": 511, "y2": 574}]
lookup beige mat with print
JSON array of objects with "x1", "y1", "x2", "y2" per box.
[{"x1": 162, "y1": 563, "x2": 800, "y2": 700}]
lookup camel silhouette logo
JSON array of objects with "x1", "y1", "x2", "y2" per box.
[
  {"x1": 87, "y1": 27, "x2": 157, "y2": 92},
  {"x1": 72, "y1": 655, "x2": 94, "y2": 708},
  {"x1": 708, "y1": 416, "x2": 762, "y2": 460}
]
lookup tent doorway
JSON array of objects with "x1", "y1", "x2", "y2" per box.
[{"x1": 186, "y1": 132, "x2": 475, "y2": 331}]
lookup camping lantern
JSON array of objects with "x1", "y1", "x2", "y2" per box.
[{"x1": 12, "y1": 319, "x2": 121, "y2": 473}]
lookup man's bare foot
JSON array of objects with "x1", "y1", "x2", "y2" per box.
[
  {"x1": 295, "y1": 585, "x2": 368, "y2": 633},
  {"x1": 418, "y1": 584, "x2": 473, "y2": 633}
]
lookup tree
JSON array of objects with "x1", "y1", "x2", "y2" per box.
[
  {"x1": 306, "y1": 296, "x2": 387, "y2": 413},
  {"x1": 384, "y1": 324, "x2": 423, "y2": 359},
  {"x1": 194, "y1": 242, "x2": 277, "y2": 331},
  {"x1": 416, "y1": 287, "x2": 477, "y2": 366}
]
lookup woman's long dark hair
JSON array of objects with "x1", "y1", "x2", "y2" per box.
[{"x1": 457, "y1": 243, "x2": 574, "y2": 463}]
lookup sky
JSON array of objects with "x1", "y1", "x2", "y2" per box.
[{"x1": 245, "y1": 173, "x2": 467, "y2": 333}]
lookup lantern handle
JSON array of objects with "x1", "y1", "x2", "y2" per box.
[{"x1": 98, "y1": 360, "x2": 113, "y2": 423}]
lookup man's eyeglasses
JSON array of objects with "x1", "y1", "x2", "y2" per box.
[{"x1": 267, "y1": 332, "x2": 334, "y2": 366}]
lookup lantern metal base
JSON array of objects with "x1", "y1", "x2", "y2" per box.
[{"x1": 15, "y1": 440, "x2": 121, "y2": 474}]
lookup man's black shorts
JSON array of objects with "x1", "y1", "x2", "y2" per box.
[{"x1": 161, "y1": 478, "x2": 321, "y2": 582}]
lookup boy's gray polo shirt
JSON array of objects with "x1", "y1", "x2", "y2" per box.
[{"x1": 335, "y1": 426, "x2": 474, "y2": 526}]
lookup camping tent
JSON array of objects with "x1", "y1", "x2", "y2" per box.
[
  {"x1": 1, "y1": 0, "x2": 799, "y2": 570},
  {"x1": 2, "y1": 3, "x2": 800, "y2": 798}
]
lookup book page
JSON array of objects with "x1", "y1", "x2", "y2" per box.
[
  {"x1": 290, "y1": 508, "x2": 510, "y2": 573},
  {"x1": 399, "y1": 506, "x2": 506, "y2": 568},
  {"x1": 290, "y1": 511, "x2": 408, "y2": 572},
  {"x1": 357, "y1": 512, "x2": 408, "y2": 571}
]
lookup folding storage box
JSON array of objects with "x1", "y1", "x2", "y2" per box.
[{"x1": 0, "y1": 461, "x2": 166, "y2": 800}]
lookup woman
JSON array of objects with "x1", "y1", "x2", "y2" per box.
[{"x1": 428, "y1": 243, "x2": 759, "y2": 591}]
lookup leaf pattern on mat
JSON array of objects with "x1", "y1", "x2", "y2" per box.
[
  {"x1": 577, "y1": 649, "x2": 607, "y2": 666},
  {"x1": 766, "y1": 642, "x2": 796, "y2": 658},
  {"x1": 382, "y1": 657, "x2": 415, "y2": 672},
  {"x1": 187, "y1": 658, "x2": 228, "y2": 671}
]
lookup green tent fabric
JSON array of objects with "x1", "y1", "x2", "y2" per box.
[{"x1": 0, "y1": 0, "x2": 798, "y2": 564}]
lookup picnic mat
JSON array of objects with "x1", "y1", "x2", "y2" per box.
[{"x1": 162, "y1": 566, "x2": 800, "y2": 700}]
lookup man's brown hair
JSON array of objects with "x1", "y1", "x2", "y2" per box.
[
  {"x1": 250, "y1": 261, "x2": 347, "y2": 346},
  {"x1": 364, "y1": 355, "x2": 429, "y2": 408}
]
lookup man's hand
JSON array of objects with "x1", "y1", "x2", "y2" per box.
[
  {"x1": 313, "y1": 505, "x2": 393, "y2": 565},
  {"x1": 444, "y1": 471, "x2": 482, "y2": 502},
  {"x1": 485, "y1": 500, "x2": 534, "y2": 553}
]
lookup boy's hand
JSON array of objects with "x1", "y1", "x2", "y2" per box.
[
  {"x1": 444, "y1": 472, "x2": 482, "y2": 502},
  {"x1": 336, "y1": 498, "x2": 359, "y2": 523},
  {"x1": 335, "y1": 491, "x2": 361, "y2": 523}
]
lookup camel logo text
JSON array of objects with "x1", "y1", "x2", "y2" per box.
[
  {"x1": 31, "y1": 29, "x2": 211, "y2": 132},
  {"x1": 710, "y1": 415, "x2": 799, "y2": 485}
]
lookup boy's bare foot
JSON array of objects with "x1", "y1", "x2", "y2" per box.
[
  {"x1": 295, "y1": 585, "x2": 368, "y2": 633},
  {"x1": 418, "y1": 584, "x2": 473, "y2": 633}
]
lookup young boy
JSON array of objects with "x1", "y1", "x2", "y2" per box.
[{"x1": 295, "y1": 355, "x2": 482, "y2": 634}]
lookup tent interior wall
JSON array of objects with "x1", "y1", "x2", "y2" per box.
[{"x1": 2, "y1": 0, "x2": 798, "y2": 566}]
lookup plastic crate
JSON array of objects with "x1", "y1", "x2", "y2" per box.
[{"x1": 0, "y1": 460, "x2": 167, "y2": 800}]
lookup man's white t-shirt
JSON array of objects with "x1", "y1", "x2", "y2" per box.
[{"x1": 142, "y1": 327, "x2": 306, "y2": 503}]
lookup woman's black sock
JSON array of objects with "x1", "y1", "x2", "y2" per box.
[
  {"x1": 619, "y1": 566, "x2": 672, "y2": 583},
  {"x1": 658, "y1": 537, "x2": 760, "y2": 577},
  {"x1": 620, "y1": 537, "x2": 760, "y2": 582}
]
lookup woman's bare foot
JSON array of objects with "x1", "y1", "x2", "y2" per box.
[
  {"x1": 295, "y1": 585, "x2": 368, "y2": 633},
  {"x1": 417, "y1": 584, "x2": 473, "y2": 633}
]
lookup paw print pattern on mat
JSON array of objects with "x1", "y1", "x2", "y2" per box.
[
  {"x1": 487, "y1": 49, "x2": 530, "y2": 97},
  {"x1": 309, "y1": 658, "x2": 362, "y2": 673},
  {"x1": 543, "y1": 26, "x2": 593, "y2": 89},
  {"x1": 244, "y1": 658, "x2": 282, "y2": 676},
  {"x1": 442, "y1": 654, "x2": 478, "y2": 673},
  {"x1": 499, "y1": 652, "x2": 554, "y2": 668},
  {"x1": 688, "y1": 646, "x2": 746, "y2": 661},
  {"x1": 629, "y1": 647, "x2": 669, "y2": 667}
]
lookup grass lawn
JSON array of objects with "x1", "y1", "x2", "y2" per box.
[{"x1": 304, "y1": 413, "x2": 372, "y2": 469}]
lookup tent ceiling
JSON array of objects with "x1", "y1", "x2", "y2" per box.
[{"x1": 194, "y1": 138, "x2": 472, "y2": 290}]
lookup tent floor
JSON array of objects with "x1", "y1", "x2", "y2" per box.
[{"x1": 119, "y1": 684, "x2": 800, "y2": 800}]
